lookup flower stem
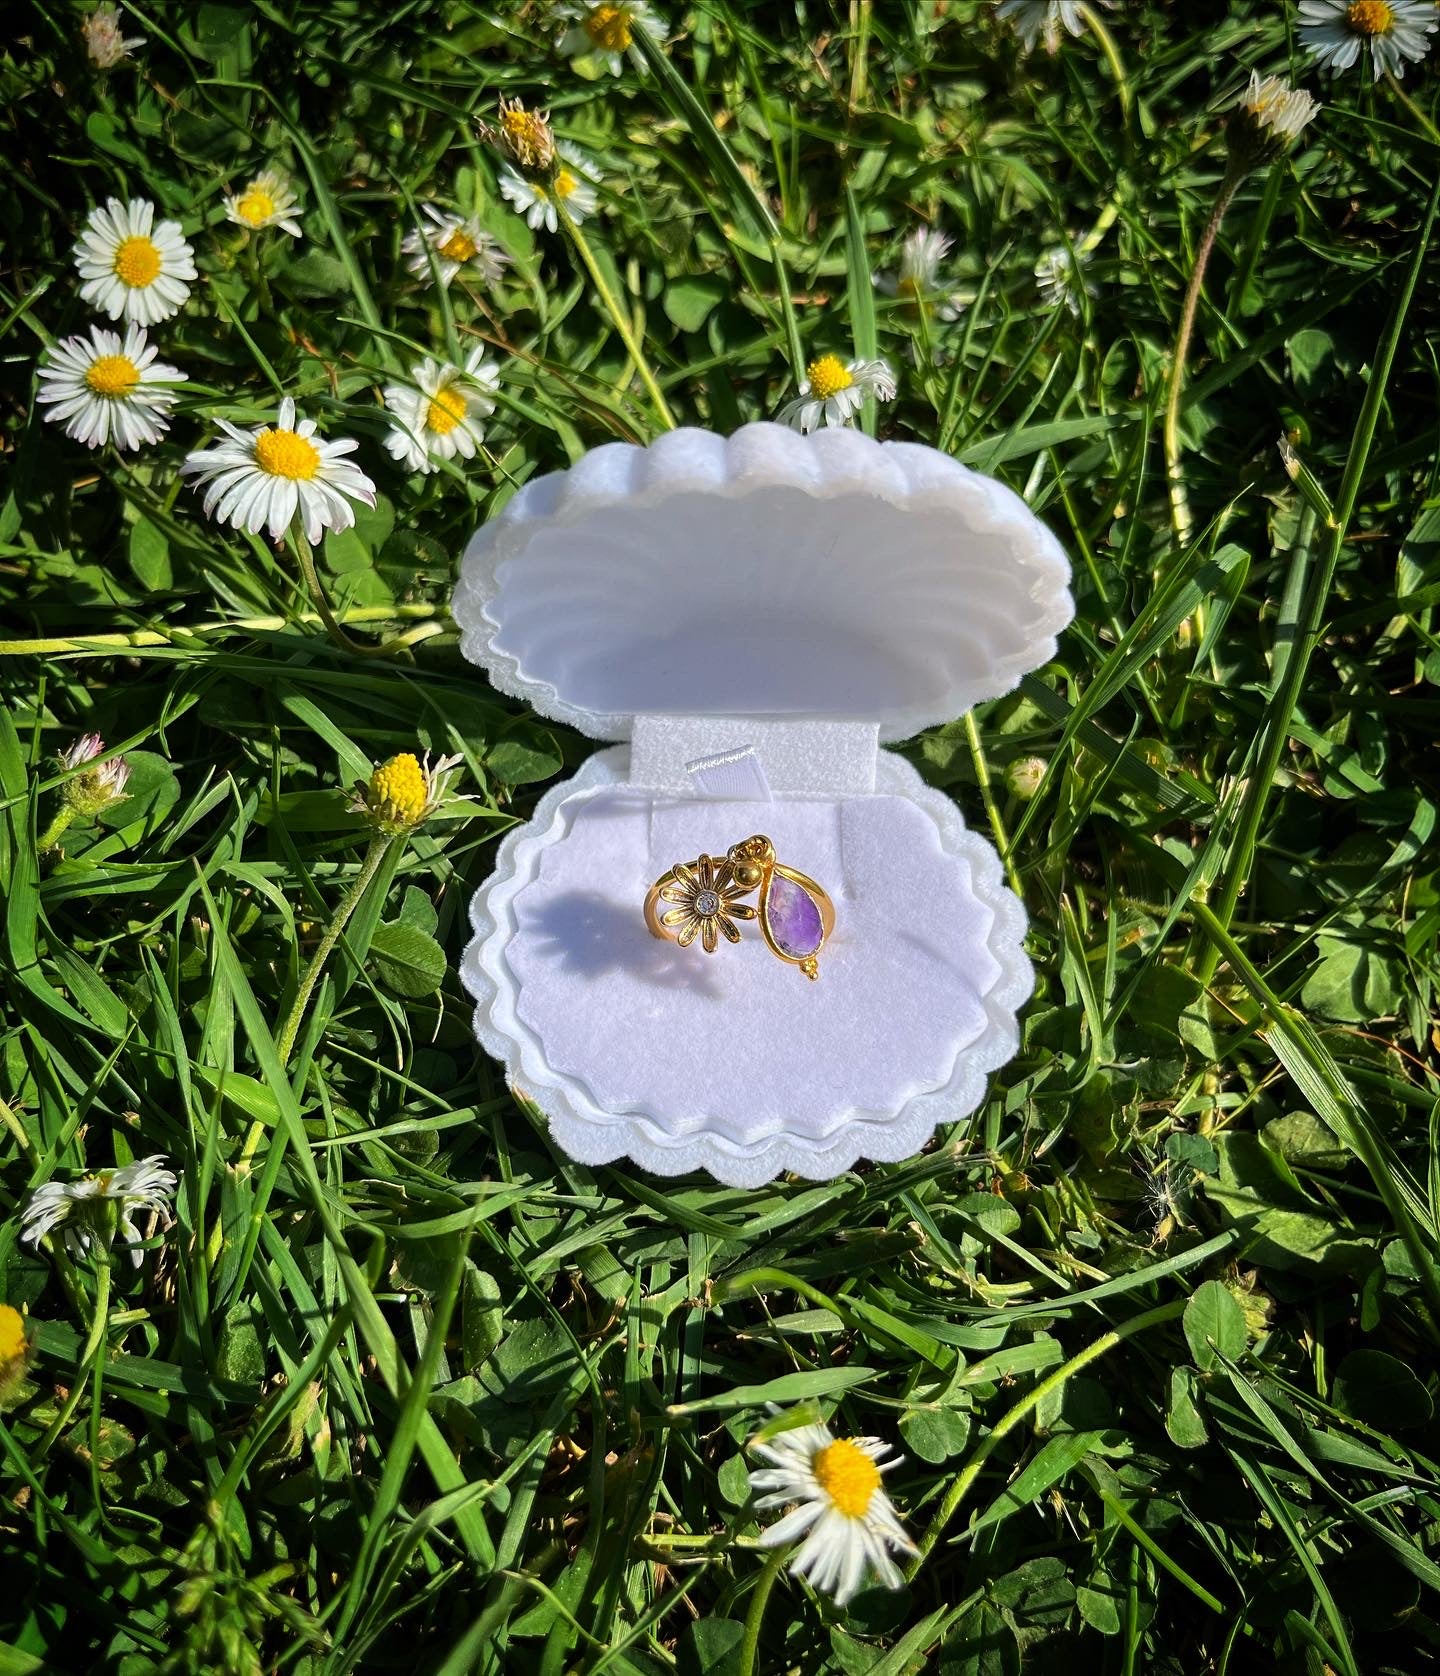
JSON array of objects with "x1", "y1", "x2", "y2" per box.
[
  {"x1": 0, "y1": 603, "x2": 446, "y2": 660},
  {"x1": 964, "y1": 713, "x2": 1023, "y2": 899},
  {"x1": 556, "y1": 201, "x2": 676, "y2": 432},
  {"x1": 36, "y1": 1255, "x2": 111, "y2": 1461},
  {"x1": 247, "y1": 832, "x2": 395, "y2": 1163},
  {"x1": 737, "y1": 1543, "x2": 788, "y2": 1676},
  {"x1": 246, "y1": 234, "x2": 274, "y2": 317},
  {"x1": 1385, "y1": 72, "x2": 1440, "y2": 148},
  {"x1": 906, "y1": 1299, "x2": 1185, "y2": 1571},
  {"x1": 37, "y1": 807, "x2": 76, "y2": 853},
  {"x1": 291, "y1": 530, "x2": 408, "y2": 659},
  {"x1": 1164, "y1": 165, "x2": 1245, "y2": 551}
]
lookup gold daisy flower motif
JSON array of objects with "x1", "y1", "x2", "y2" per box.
[{"x1": 657, "y1": 854, "x2": 758, "y2": 952}]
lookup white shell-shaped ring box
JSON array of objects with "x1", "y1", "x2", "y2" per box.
[{"x1": 453, "y1": 423, "x2": 1074, "y2": 1187}]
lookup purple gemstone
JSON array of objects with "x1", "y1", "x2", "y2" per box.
[{"x1": 765, "y1": 875, "x2": 823, "y2": 959}]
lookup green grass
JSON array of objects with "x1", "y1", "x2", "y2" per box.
[{"x1": 3, "y1": 1, "x2": 1440, "y2": 1671}]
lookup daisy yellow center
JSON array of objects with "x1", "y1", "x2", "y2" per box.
[
  {"x1": 1347, "y1": 0, "x2": 1393, "y2": 32},
  {"x1": 369, "y1": 754, "x2": 428, "y2": 825},
  {"x1": 0, "y1": 1306, "x2": 27, "y2": 1364},
  {"x1": 584, "y1": 4, "x2": 634, "y2": 52},
  {"x1": 425, "y1": 384, "x2": 468, "y2": 436},
  {"x1": 806, "y1": 355, "x2": 855, "y2": 402},
  {"x1": 438, "y1": 228, "x2": 478, "y2": 263},
  {"x1": 813, "y1": 1439, "x2": 881, "y2": 1518},
  {"x1": 554, "y1": 169, "x2": 579, "y2": 200},
  {"x1": 503, "y1": 109, "x2": 548, "y2": 153},
  {"x1": 236, "y1": 186, "x2": 277, "y2": 226},
  {"x1": 85, "y1": 354, "x2": 140, "y2": 397},
  {"x1": 254, "y1": 427, "x2": 321, "y2": 481},
  {"x1": 896, "y1": 276, "x2": 922, "y2": 300},
  {"x1": 113, "y1": 234, "x2": 163, "y2": 289}
]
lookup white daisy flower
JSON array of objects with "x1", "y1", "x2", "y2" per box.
[
  {"x1": 1228, "y1": 72, "x2": 1322, "y2": 169},
  {"x1": 997, "y1": 0, "x2": 1087, "y2": 54},
  {"x1": 1035, "y1": 243, "x2": 1093, "y2": 316},
  {"x1": 873, "y1": 227, "x2": 965, "y2": 322},
  {"x1": 402, "y1": 204, "x2": 510, "y2": 289},
  {"x1": 556, "y1": 0, "x2": 667, "y2": 75},
  {"x1": 56, "y1": 734, "x2": 132, "y2": 816},
  {"x1": 776, "y1": 354, "x2": 896, "y2": 434},
  {"x1": 1298, "y1": 0, "x2": 1435, "y2": 80},
  {"x1": 21, "y1": 1156, "x2": 177, "y2": 1269},
  {"x1": 82, "y1": 3, "x2": 144, "y2": 68},
  {"x1": 498, "y1": 145, "x2": 602, "y2": 233},
  {"x1": 748, "y1": 1418, "x2": 918, "y2": 1607},
  {"x1": 36, "y1": 323, "x2": 185, "y2": 452},
  {"x1": 1235, "y1": 71, "x2": 1321, "y2": 149},
  {"x1": 383, "y1": 346, "x2": 500, "y2": 475},
  {"x1": 181, "y1": 397, "x2": 377, "y2": 547},
  {"x1": 224, "y1": 168, "x2": 303, "y2": 239},
  {"x1": 73, "y1": 197, "x2": 197, "y2": 327}
]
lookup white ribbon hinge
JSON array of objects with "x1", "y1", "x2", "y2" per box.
[{"x1": 685, "y1": 744, "x2": 773, "y2": 802}]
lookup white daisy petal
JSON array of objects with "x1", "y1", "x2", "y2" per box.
[
  {"x1": 757, "y1": 1500, "x2": 827, "y2": 1547},
  {"x1": 997, "y1": 0, "x2": 1091, "y2": 55},
  {"x1": 1297, "y1": 0, "x2": 1435, "y2": 79},
  {"x1": 1035, "y1": 243, "x2": 1094, "y2": 316}
]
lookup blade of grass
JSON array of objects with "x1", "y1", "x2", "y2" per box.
[{"x1": 196, "y1": 870, "x2": 496, "y2": 1568}]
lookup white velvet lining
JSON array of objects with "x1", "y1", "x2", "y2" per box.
[
  {"x1": 461, "y1": 748, "x2": 1034, "y2": 1186},
  {"x1": 453, "y1": 424, "x2": 1075, "y2": 744}
]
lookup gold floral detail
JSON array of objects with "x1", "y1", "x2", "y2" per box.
[{"x1": 657, "y1": 853, "x2": 758, "y2": 952}]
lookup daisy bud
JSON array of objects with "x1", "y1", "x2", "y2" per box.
[
  {"x1": 1227, "y1": 72, "x2": 1321, "y2": 171},
  {"x1": 1005, "y1": 755, "x2": 1049, "y2": 801},
  {"x1": 1227, "y1": 1270, "x2": 1275, "y2": 1340},
  {"x1": 81, "y1": 3, "x2": 144, "y2": 69},
  {"x1": 58, "y1": 734, "x2": 132, "y2": 818},
  {"x1": 487, "y1": 96, "x2": 557, "y2": 174},
  {"x1": 350, "y1": 751, "x2": 463, "y2": 836}
]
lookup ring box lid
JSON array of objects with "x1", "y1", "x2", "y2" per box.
[{"x1": 453, "y1": 423, "x2": 1074, "y2": 746}]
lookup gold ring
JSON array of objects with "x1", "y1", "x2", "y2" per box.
[{"x1": 644, "y1": 834, "x2": 836, "y2": 980}]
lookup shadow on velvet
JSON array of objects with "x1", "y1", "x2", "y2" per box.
[{"x1": 520, "y1": 890, "x2": 727, "y2": 998}]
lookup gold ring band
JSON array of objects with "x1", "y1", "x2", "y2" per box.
[{"x1": 645, "y1": 834, "x2": 835, "y2": 980}]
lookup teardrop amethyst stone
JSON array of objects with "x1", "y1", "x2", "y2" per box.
[{"x1": 765, "y1": 875, "x2": 823, "y2": 959}]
